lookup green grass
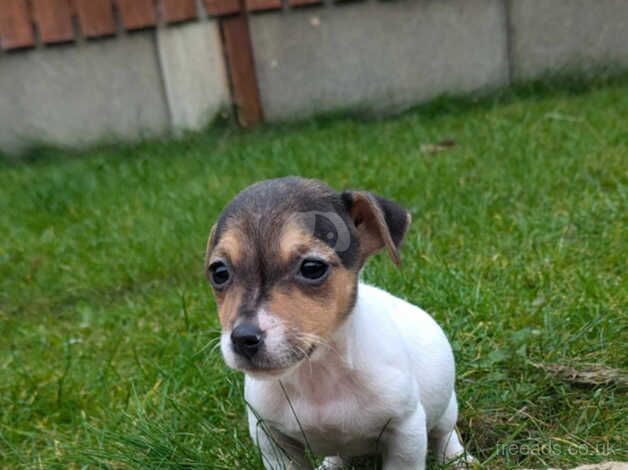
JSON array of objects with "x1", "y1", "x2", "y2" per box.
[{"x1": 1, "y1": 77, "x2": 627, "y2": 469}]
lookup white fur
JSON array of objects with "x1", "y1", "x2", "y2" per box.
[
  {"x1": 242, "y1": 283, "x2": 474, "y2": 469},
  {"x1": 222, "y1": 308, "x2": 300, "y2": 377}
]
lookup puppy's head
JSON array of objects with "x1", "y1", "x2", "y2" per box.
[{"x1": 205, "y1": 177, "x2": 410, "y2": 378}]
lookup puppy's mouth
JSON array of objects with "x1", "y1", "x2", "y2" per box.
[
  {"x1": 245, "y1": 343, "x2": 317, "y2": 375},
  {"x1": 223, "y1": 336, "x2": 318, "y2": 377}
]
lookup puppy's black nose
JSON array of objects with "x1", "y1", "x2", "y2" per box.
[{"x1": 231, "y1": 324, "x2": 264, "y2": 359}]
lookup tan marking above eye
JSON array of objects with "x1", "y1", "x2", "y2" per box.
[
  {"x1": 210, "y1": 227, "x2": 245, "y2": 268},
  {"x1": 278, "y1": 220, "x2": 338, "y2": 266}
]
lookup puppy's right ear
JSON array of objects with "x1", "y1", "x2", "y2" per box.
[{"x1": 341, "y1": 191, "x2": 411, "y2": 267}]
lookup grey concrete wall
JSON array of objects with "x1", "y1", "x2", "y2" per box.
[
  {"x1": 249, "y1": 0, "x2": 510, "y2": 121},
  {"x1": 0, "y1": 20, "x2": 229, "y2": 153},
  {"x1": 0, "y1": 33, "x2": 168, "y2": 152},
  {"x1": 157, "y1": 21, "x2": 230, "y2": 132},
  {"x1": 509, "y1": 0, "x2": 628, "y2": 80}
]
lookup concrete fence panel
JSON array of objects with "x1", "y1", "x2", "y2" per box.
[
  {"x1": 157, "y1": 20, "x2": 230, "y2": 132},
  {"x1": 509, "y1": 0, "x2": 628, "y2": 80},
  {"x1": 0, "y1": 32, "x2": 169, "y2": 152},
  {"x1": 249, "y1": 0, "x2": 510, "y2": 121}
]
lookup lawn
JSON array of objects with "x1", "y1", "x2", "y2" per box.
[{"x1": 1, "y1": 77, "x2": 627, "y2": 469}]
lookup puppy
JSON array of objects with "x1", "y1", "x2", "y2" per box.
[{"x1": 205, "y1": 177, "x2": 474, "y2": 469}]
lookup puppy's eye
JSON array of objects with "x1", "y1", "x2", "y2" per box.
[
  {"x1": 298, "y1": 259, "x2": 329, "y2": 282},
  {"x1": 209, "y1": 261, "x2": 231, "y2": 288}
]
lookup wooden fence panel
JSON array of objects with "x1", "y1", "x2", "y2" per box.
[
  {"x1": 288, "y1": 0, "x2": 322, "y2": 6},
  {"x1": 204, "y1": 0, "x2": 240, "y2": 16},
  {"x1": 221, "y1": 13, "x2": 262, "y2": 126},
  {"x1": 162, "y1": 0, "x2": 197, "y2": 23},
  {"x1": 0, "y1": 0, "x2": 35, "y2": 50},
  {"x1": 31, "y1": 0, "x2": 74, "y2": 44},
  {"x1": 115, "y1": 0, "x2": 157, "y2": 30},
  {"x1": 74, "y1": 0, "x2": 115, "y2": 37},
  {"x1": 246, "y1": 0, "x2": 281, "y2": 12}
]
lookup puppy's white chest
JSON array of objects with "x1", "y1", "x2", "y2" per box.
[
  {"x1": 246, "y1": 352, "x2": 410, "y2": 457},
  {"x1": 269, "y1": 380, "x2": 388, "y2": 456}
]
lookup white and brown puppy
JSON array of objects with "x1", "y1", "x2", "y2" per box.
[{"x1": 205, "y1": 177, "x2": 474, "y2": 470}]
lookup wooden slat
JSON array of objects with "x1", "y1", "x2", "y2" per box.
[
  {"x1": 74, "y1": 0, "x2": 115, "y2": 37},
  {"x1": 204, "y1": 0, "x2": 240, "y2": 16},
  {"x1": 31, "y1": 0, "x2": 74, "y2": 44},
  {"x1": 161, "y1": 0, "x2": 197, "y2": 23},
  {"x1": 0, "y1": 0, "x2": 35, "y2": 50},
  {"x1": 288, "y1": 0, "x2": 321, "y2": 6},
  {"x1": 220, "y1": 13, "x2": 263, "y2": 126},
  {"x1": 246, "y1": 0, "x2": 281, "y2": 11},
  {"x1": 115, "y1": 0, "x2": 156, "y2": 30}
]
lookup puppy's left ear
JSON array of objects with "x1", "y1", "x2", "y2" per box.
[{"x1": 342, "y1": 191, "x2": 411, "y2": 266}]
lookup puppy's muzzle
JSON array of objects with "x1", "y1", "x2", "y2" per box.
[{"x1": 231, "y1": 323, "x2": 264, "y2": 360}]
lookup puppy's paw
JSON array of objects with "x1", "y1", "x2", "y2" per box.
[
  {"x1": 446, "y1": 452, "x2": 478, "y2": 469},
  {"x1": 316, "y1": 456, "x2": 347, "y2": 470}
]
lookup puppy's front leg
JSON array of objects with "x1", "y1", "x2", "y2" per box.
[
  {"x1": 381, "y1": 405, "x2": 428, "y2": 470},
  {"x1": 248, "y1": 410, "x2": 313, "y2": 470}
]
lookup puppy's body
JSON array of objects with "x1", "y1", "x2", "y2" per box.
[
  {"x1": 246, "y1": 283, "x2": 458, "y2": 461},
  {"x1": 205, "y1": 177, "x2": 472, "y2": 469}
]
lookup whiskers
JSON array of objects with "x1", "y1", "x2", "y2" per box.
[
  {"x1": 294, "y1": 332, "x2": 329, "y2": 349},
  {"x1": 294, "y1": 332, "x2": 343, "y2": 360},
  {"x1": 289, "y1": 331, "x2": 347, "y2": 375},
  {"x1": 291, "y1": 343, "x2": 314, "y2": 375}
]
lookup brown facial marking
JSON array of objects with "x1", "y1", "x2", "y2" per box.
[
  {"x1": 212, "y1": 227, "x2": 244, "y2": 266},
  {"x1": 255, "y1": 215, "x2": 358, "y2": 350},
  {"x1": 206, "y1": 223, "x2": 249, "y2": 329},
  {"x1": 215, "y1": 284, "x2": 245, "y2": 329},
  {"x1": 266, "y1": 267, "x2": 356, "y2": 343},
  {"x1": 278, "y1": 218, "x2": 339, "y2": 266}
]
